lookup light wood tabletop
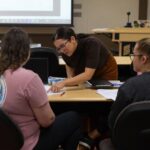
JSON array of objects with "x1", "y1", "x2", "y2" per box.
[
  {"x1": 114, "y1": 56, "x2": 131, "y2": 65},
  {"x1": 59, "y1": 56, "x2": 131, "y2": 66},
  {"x1": 92, "y1": 27, "x2": 150, "y2": 55},
  {"x1": 48, "y1": 84, "x2": 110, "y2": 102},
  {"x1": 92, "y1": 27, "x2": 150, "y2": 34}
]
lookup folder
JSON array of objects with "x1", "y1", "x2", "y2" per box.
[{"x1": 87, "y1": 79, "x2": 113, "y2": 89}]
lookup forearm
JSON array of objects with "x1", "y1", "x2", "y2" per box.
[
  {"x1": 33, "y1": 103, "x2": 55, "y2": 128},
  {"x1": 51, "y1": 68, "x2": 95, "y2": 92},
  {"x1": 64, "y1": 68, "x2": 96, "y2": 86},
  {"x1": 64, "y1": 71, "x2": 93, "y2": 86}
]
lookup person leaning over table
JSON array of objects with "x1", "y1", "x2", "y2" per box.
[
  {"x1": 0, "y1": 27, "x2": 83, "y2": 150},
  {"x1": 51, "y1": 27, "x2": 118, "y2": 91},
  {"x1": 99, "y1": 38, "x2": 150, "y2": 150},
  {"x1": 51, "y1": 27, "x2": 118, "y2": 150}
]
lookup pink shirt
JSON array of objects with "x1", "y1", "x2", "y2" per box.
[{"x1": 2, "y1": 68, "x2": 49, "y2": 150}]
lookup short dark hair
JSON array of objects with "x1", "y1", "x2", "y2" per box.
[{"x1": 53, "y1": 27, "x2": 77, "y2": 41}]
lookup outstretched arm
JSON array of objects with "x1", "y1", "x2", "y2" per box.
[{"x1": 51, "y1": 67, "x2": 95, "y2": 92}]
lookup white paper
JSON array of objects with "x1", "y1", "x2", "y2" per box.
[
  {"x1": 96, "y1": 89, "x2": 118, "y2": 101},
  {"x1": 44, "y1": 85, "x2": 65, "y2": 96}
]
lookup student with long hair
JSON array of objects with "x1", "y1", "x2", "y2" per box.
[{"x1": 0, "y1": 27, "x2": 82, "y2": 150}]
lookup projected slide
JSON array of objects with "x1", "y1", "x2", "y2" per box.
[{"x1": 0, "y1": 0, "x2": 72, "y2": 26}]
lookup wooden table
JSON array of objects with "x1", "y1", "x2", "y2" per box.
[
  {"x1": 92, "y1": 27, "x2": 150, "y2": 55},
  {"x1": 59, "y1": 56, "x2": 131, "y2": 66},
  {"x1": 48, "y1": 84, "x2": 111, "y2": 102},
  {"x1": 48, "y1": 84, "x2": 114, "y2": 132},
  {"x1": 114, "y1": 56, "x2": 131, "y2": 65}
]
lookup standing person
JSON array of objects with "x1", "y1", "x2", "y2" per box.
[
  {"x1": 0, "y1": 27, "x2": 82, "y2": 150},
  {"x1": 99, "y1": 38, "x2": 150, "y2": 150},
  {"x1": 51, "y1": 27, "x2": 118, "y2": 150},
  {"x1": 51, "y1": 27, "x2": 118, "y2": 92}
]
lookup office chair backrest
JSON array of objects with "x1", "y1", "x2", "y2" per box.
[
  {"x1": 24, "y1": 47, "x2": 59, "y2": 83},
  {"x1": 112, "y1": 101, "x2": 150, "y2": 150},
  {"x1": 0, "y1": 109, "x2": 24, "y2": 150}
]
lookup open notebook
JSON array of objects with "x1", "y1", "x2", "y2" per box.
[{"x1": 87, "y1": 79, "x2": 113, "y2": 89}]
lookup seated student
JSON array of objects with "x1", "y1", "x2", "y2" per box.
[
  {"x1": 99, "y1": 38, "x2": 150, "y2": 150},
  {"x1": 51, "y1": 27, "x2": 118, "y2": 150},
  {"x1": 0, "y1": 27, "x2": 82, "y2": 150}
]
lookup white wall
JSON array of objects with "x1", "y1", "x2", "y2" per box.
[
  {"x1": 73, "y1": 0, "x2": 139, "y2": 33},
  {"x1": 148, "y1": 0, "x2": 150, "y2": 19}
]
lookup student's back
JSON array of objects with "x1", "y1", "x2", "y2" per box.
[
  {"x1": 0, "y1": 27, "x2": 82, "y2": 150},
  {"x1": 3, "y1": 68, "x2": 47, "y2": 150},
  {"x1": 109, "y1": 72, "x2": 150, "y2": 130}
]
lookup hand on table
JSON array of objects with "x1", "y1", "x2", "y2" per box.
[{"x1": 50, "y1": 81, "x2": 65, "y2": 92}]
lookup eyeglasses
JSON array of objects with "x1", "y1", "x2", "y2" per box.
[
  {"x1": 129, "y1": 53, "x2": 143, "y2": 61},
  {"x1": 56, "y1": 40, "x2": 69, "y2": 52}
]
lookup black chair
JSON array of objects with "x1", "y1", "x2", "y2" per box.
[
  {"x1": 0, "y1": 109, "x2": 24, "y2": 150},
  {"x1": 112, "y1": 101, "x2": 150, "y2": 150},
  {"x1": 24, "y1": 47, "x2": 60, "y2": 83}
]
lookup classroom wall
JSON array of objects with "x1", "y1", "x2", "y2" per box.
[
  {"x1": 73, "y1": 0, "x2": 139, "y2": 33},
  {"x1": 0, "y1": 0, "x2": 140, "y2": 48},
  {"x1": 0, "y1": 0, "x2": 139, "y2": 34}
]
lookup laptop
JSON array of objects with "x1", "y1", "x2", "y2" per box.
[{"x1": 87, "y1": 79, "x2": 113, "y2": 89}]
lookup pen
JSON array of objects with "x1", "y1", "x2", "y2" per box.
[
  {"x1": 47, "y1": 88, "x2": 51, "y2": 93},
  {"x1": 60, "y1": 91, "x2": 65, "y2": 96}
]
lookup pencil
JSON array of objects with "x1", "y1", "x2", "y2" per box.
[{"x1": 60, "y1": 91, "x2": 65, "y2": 96}]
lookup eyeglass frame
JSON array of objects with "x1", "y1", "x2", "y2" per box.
[
  {"x1": 56, "y1": 40, "x2": 69, "y2": 52},
  {"x1": 129, "y1": 53, "x2": 143, "y2": 61}
]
